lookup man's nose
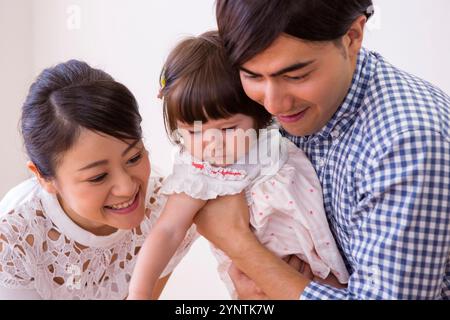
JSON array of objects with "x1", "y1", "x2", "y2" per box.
[{"x1": 263, "y1": 82, "x2": 292, "y2": 116}]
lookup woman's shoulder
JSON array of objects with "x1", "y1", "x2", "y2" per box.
[
  {"x1": 0, "y1": 178, "x2": 41, "y2": 213},
  {"x1": 0, "y1": 179, "x2": 51, "y2": 290},
  {"x1": 0, "y1": 178, "x2": 49, "y2": 235}
]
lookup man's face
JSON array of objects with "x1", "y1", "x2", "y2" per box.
[{"x1": 239, "y1": 33, "x2": 356, "y2": 137}]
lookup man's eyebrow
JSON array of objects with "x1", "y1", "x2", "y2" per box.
[{"x1": 240, "y1": 60, "x2": 315, "y2": 78}]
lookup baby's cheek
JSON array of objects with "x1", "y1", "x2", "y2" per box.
[
  {"x1": 232, "y1": 135, "x2": 251, "y2": 162},
  {"x1": 185, "y1": 138, "x2": 204, "y2": 160}
]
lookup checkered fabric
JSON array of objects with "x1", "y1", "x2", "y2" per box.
[{"x1": 281, "y1": 48, "x2": 450, "y2": 299}]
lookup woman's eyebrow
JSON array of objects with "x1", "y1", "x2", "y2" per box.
[
  {"x1": 77, "y1": 141, "x2": 141, "y2": 172},
  {"x1": 122, "y1": 140, "x2": 140, "y2": 156},
  {"x1": 78, "y1": 160, "x2": 108, "y2": 171}
]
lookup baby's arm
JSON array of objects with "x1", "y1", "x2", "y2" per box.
[{"x1": 127, "y1": 193, "x2": 206, "y2": 300}]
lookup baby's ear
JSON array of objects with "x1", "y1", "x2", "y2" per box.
[{"x1": 26, "y1": 161, "x2": 57, "y2": 194}]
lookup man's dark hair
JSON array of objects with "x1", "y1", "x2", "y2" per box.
[{"x1": 216, "y1": 0, "x2": 374, "y2": 66}]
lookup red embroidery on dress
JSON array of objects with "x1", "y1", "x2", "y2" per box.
[{"x1": 191, "y1": 162, "x2": 244, "y2": 177}]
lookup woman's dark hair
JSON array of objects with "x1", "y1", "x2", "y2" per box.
[
  {"x1": 159, "y1": 30, "x2": 273, "y2": 144},
  {"x1": 21, "y1": 59, "x2": 142, "y2": 179},
  {"x1": 216, "y1": 0, "x2": 374, "y2": 66}
]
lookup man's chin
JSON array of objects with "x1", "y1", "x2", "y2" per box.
[{"x1": 281, "y1": 125, "x2": 312, "y2": 137}]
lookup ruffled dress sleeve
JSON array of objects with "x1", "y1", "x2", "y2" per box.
[{"x1": 160, "y1": 150, "x2": 254, "y2": 200}]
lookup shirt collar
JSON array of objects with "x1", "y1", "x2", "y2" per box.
[{"x1": 281, "y1": 47, "x2": 375, "y2": 143}]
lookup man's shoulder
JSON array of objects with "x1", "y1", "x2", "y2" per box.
[{"x1": 357, "y1": 51, "x2": 450, "y2": 144}]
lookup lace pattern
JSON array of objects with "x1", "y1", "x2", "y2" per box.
[{"x1": 0, "y1": 177, "x2": 197, "y2": 299}]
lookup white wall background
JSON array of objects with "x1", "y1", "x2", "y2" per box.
[{"x1": 0, "y1": 0, "x2": 449, "y2": 299}]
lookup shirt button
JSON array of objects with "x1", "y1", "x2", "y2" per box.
[
  {"x1": 317, "y1": 158, "x2": 326, "y2": 168},
  {"x1": 331, "y1": 130, "x2": 339, "y2": 139}
]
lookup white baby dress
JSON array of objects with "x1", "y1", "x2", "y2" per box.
[{"x1": 161, "y1": 129, "x2": 349, "y2": 298}]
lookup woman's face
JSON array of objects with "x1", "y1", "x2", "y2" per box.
[
  {"x1": 177, "y1": 113, "x2": 256, "y2": 166},
  {"x1": 45, "y1": 129, "x2": 151, "y2": 236}
]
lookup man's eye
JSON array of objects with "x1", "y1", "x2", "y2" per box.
[
  {"x1": 88, "y1": 173, "x2": 107, "y2": 183},
  {"x1": 285, "y1": 72, "x2": 311, "y2": 81},
  {"x1": 222, "y1": 126, "x2": 237, "y2": 131},
  {"x1": 128, "y1": 153, "x2": 142, "y2": 164},
  {"x1": 243, "y1": 74, "x2": 260, "y2": 80}
]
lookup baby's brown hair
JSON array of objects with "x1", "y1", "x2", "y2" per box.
[{"x1": 159, "y1": 31, "x2": 273, "y2": 144}]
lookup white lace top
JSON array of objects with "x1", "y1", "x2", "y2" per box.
[{"x1": 0, "y1": 177, "x2": 198, "y2": 300}]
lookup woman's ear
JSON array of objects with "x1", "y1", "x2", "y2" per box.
[{"x1": 27, "y1": 161, "x2": 57, "y2": 194}]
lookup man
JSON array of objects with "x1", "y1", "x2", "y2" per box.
[{"x1": 195, "y1": 0, "x2": 450, "y2": 299}]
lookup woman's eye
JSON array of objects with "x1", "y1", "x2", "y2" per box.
[
  {"x1": 88, "y1": 173, "x2": 107, "y2": 183},
  {"x1": 128, "y1": 153, "x2": 142, "y2": 164}
]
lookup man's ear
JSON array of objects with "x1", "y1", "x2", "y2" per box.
[
  {"x1": 27, "y1": 161, "x2": 57, "y2": 194},
  {"x1": 343, "y1": 15, "x2": 367, "y2": 60}
]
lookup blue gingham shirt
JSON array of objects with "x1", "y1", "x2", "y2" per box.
[{"x1": 281, "y1": 48, "x2": 450, "y2": 300}]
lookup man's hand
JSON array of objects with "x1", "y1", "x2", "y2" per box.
[
  {"x1": 286, "y1": 255, "x2": 347, "y2": 289},
  {"x1": 229, "y1": 255, "x2": 346, "y2": 299},
  {"x1": 228, "y1": 264, "x2": 269, "y2": 300},
  {"x1": 193, "y1": 192, "x2": 252, "y2": 253},
  {"x1": 228, "y1": 256, "x2": 315, "y2": 300}
]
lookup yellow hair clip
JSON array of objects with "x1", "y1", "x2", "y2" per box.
[{"x1": 158, "y1": 69, "x2": 166, "y2": 99}]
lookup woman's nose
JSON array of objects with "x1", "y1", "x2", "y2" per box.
[{"x1": 112, "y1": 171, "x2": 136, "y2": 197}]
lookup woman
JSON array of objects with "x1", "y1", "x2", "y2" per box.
[{"x1": 0, "y1": 60, "x2": 197, "y2": 299}]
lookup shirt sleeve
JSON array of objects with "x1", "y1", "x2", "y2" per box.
[{"x1": 301, "y1": 130, "x2": 450, "y2": 300}]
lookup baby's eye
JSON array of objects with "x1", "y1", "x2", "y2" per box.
[
  {"x1": 222, "y1": 126, "x2": 237, "y2": 131},
  {"x1": 88, "y1": 173, "x2": 107, "y2": 183}
]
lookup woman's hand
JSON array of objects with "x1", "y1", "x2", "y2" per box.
[{"x1": 193, "y1": 192, "x2": 252, "y2": 254}]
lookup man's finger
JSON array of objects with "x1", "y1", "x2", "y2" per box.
[
  {"x1": 228, "y1": 263, "x2": 245, "y2": 281},
  {"x1": 286, "y1": 255, "x2": 304, "y2": 272}
]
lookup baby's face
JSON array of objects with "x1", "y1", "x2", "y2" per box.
[{"x1": 177, "y1": 114, "x2": 257, "y2": 166}]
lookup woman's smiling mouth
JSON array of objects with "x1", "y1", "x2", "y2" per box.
[{"x1": 104, "y1": 188, "x2": 140, "y2": 215}]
